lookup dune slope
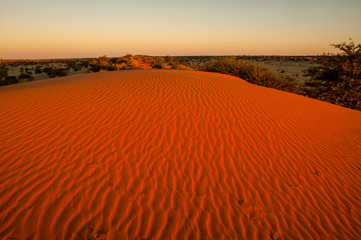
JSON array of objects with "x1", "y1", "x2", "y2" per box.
[{"x1": 1, "y1": 70, "x2": 361, "y2": 239}]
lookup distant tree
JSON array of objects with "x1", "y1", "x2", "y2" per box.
[{"x1": 304, "y1": 39, "x2": 361, "y2": 110}]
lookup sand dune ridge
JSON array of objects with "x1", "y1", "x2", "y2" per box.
[{"x1": 1, "y1": 70, "x2": 361, "y2": 239}]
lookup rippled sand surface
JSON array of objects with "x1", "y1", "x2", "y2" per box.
[{"x1": 1, "y1": 70, "x2": 361, "y2": 239}]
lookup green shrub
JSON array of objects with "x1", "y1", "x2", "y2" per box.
[
  {"x1": 304, "y1": 40, "x2": 361, "y2": 110},
  {"x1": 204, "y1": 57, "x2": 298, "y2": 93}
]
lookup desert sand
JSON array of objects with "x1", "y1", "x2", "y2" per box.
[{"x1": 1, "y1": 70, "x2": 361, "y2": 239}]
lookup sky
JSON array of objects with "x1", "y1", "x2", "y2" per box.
[{"x1": 1, "y1": 0, "x2": 361, "y2": 58}]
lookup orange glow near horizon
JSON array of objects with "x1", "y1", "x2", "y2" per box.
[{"x1": 1, "y1": 0, "x2": 361, "y2": 59}]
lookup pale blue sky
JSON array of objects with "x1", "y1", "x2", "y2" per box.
[{"x1": 1, "y1": 0, "x2": 360, "y2": 58}]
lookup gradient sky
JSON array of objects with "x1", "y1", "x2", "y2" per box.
[{"x1": 1, "y1": 0, "x2": 361, "y2": 58}]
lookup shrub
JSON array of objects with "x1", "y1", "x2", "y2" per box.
[
  {"x1": 116, "y1": 57, "x2": 127, "y2": 64},
  {"x1": 68, "y1": 61, "x2": 83, "y2": 72},
  {"x1": 88, "y1": 60, "x2": 100, "y2": 72},
  {"x1": 123, "y1": 54, "x2": 132, "y2": 60},
  {"x1": 43, "y1": 66, "x2": 53, "y2": 74},
  {"x1": 304, "y1": 40, "x2": 361, "y2": 110},
  {"x1": 0, "y1": 67, "x2": 8, "y2": 80},
  {"x1": 82, "y1": 61, "x2": 89, "y2": 68},
  {"x1": 1, "y1": 76, "x2": 17, "y2": 86},
  {"x1": 46, "y1": 66, "x2": 67, "y2": 78},
  {"x1": 109, "y1": 58, "x2": 118, "y2": 64},
  {"x1": 204, "y1": 57, "x2": 298, "y2": 93},
  {"x1": 89, "y1": 65, "x2": 101, "y2": 72},
  {"x1": 5, "y1": 76, "x2": 18, "y2": 85},
  {"x1": 171, "y1": 63, "x2": 193, "y2": 71},
  {"x1": 152, "y1": 63, "x2": 163, "y2": 69},
  {"x1": 105, "y1": 65, "x2": 116, "y2": 71},
  {"x1": 19, "y1": 73, "x2": 34, "y2": 81},
  {"x1": 164, "y1": 55, "x2": 173, "y2": 64},
  {"x1": 98, "y1": 55, "x2": 109, "y2": 67},
  {"x1": 34, "y1": 66, "x2": 43, "y2": 74},
  {"x1": 151, "y1": 57, "x2": 165, "y2": 69},
  {"x1": 116, "y1": 63, "x2": 127, "y2": 70}
]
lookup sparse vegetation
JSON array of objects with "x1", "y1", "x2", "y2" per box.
[
  {"x1": 105, "y1": 65, "x2": 116, "y2": 71},
  {"x1": 116, "y1": 63, "x2": 127, "y2": 70},
  {"x1": 47, "y1": 66, "x2": 67, "y2": 78},
  {"x1": 150, "y1": 57, "x2": 165, "y2": 69},
  {"x1": 98, "y1": 55, "x2": 109, "y2": 68},
  {"x1": 2, "y1": 44, "x2": 358, "y2": 111},
  {"x1": 4, "y1": 76, "x2": 17, "y2": 85},
  {"x1": 0, "y1": 67, "x2": 8, "y2": 79},
  {"x1": 151, "y1": 63, "x2": 163, "y2": 69},
  {"x1": 171, "y1": 63, "x2": 193, "y2": 71},
  {"x1": 34, "y1": 66, "x2": 43, "y2": 74},
  {"x1": 303, "y1": 40, "x2": 361, "y2": 110},
  {"x1": 204, "y1": 57, "x2": 298, "y2": 93},
  {"x1": 18, "y1": 72, "x2": 34, "y2": 82}
]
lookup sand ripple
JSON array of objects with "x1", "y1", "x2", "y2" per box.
[{"x1": 1, "y1": 70, "x2": 361, "y2": 239}]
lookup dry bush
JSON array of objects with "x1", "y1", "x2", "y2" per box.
[
  {"x1": 204, "y1": 57, "x2": 298, "y2": 93},
  {"x1": 304, "y1": 39, "x2": 361, "y2": 110}
]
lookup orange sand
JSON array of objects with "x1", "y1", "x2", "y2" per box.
[{"x1": 1, "y1": 70, "x2": 361, "y2": 239}]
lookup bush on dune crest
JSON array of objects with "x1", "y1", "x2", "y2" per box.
[
  {"x1": 304, "y1": 40, "x2": 361, "y2": 110},
  {"x1": 204, "y1": 57, "x2": 298, "y2": 93}
]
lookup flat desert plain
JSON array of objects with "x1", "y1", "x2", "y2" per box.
[{"x1": 1, "y1": 70, "x2": 361, "y2": 239}]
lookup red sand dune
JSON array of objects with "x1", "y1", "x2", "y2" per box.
[{"x1": 1, "y1": 70, "x2": 361, "y2": 239}]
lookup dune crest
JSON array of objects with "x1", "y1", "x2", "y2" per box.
[{"x1": 1, "y1": 70, "x2": 361, "y2": 239}]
